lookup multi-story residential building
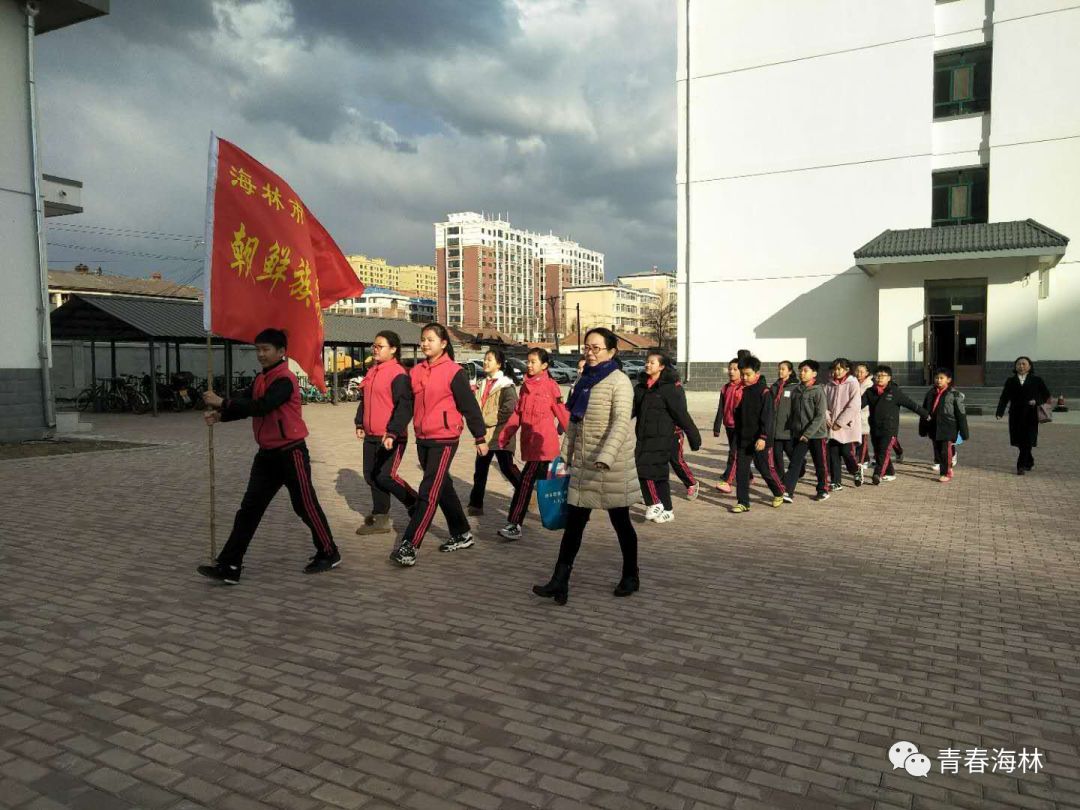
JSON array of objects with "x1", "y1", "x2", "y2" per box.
[
  {"x1": 562, "y1": 282, "x2": 659, "y2": 338},
  {"x1": 345, "y1": 255, "x2": 397, "y2": 290},
  {"x1": 677, "y1": 1, "x2": 1077, "y2": 390},
  {"x1": 618, "y1": 268, "x2": 676, "y2": 298},
  {"x1": 327, "y1": 286, "x2": 436, "y2": 324},
  {"x1": 434, "y1": 212, "x2": 603, "y2": 341},
  {"x1": 397, "y1": 264, "x2": 438, "y2": 299},
  {"x1": 408, "y1": 296, "x2": 436, "y2": 324}
]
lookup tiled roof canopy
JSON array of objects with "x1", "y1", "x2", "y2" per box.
[
  {"x1": 855, "y1": 219, "x2": 1068, "y2": 260},
  {"x1": 50, "y1": 293, "x2": 422, "y2": 344}
]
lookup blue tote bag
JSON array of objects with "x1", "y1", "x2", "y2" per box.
[{"x1": 536, "y1": 457, "x2": 570, "y2": 531}]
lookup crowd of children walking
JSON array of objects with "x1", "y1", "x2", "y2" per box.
[{"x1": 199, "y1": 324, "x2": 1052, "y2": 604}]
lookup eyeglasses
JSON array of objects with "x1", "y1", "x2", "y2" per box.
[{"x1": 583, "y1": 345, "x2": 607, "y2": 354}]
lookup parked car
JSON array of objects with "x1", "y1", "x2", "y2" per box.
[
  {"x1": 621, "y1": 359, "x2": 645, "y2": 379},
  {"x1": 548, "y1": 358, "x2": 578, "y2": 384},
  {"x1": 459, "y1": 359, "x2": 484, "y2": 385},
  {"x1": 504, "y1": 357, "x2": 526, "y2": 385}
]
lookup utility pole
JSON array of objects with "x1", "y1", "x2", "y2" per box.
[
  {"x1": 576, "y1": 302, "x2": 582, "y2": 355},
  {"x1": 546, "y1": 295, "x2": 561, "y2": 354}
]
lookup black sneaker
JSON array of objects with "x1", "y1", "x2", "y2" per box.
[
  {"x1": 853, "y1": 468, "x2": 863, "y2": 487},
  {"x1": 872, "y1": 473, "x2": 881, "y2": 485},
  {"x1": 197, "y1": 562, "x2": 241, "y2": 584},
  {"x1": 813, "y1": 491, "x2": 830, "y2": 502},
  {"x1": 389, "y1": 539, "x2": 417, "y2": 567},
  {"x1": 303, "y1": 551, "x2": 341, "y2": 574},
  {"x1": 467, "y1": 505, "x2": 483, "y2": 517},
  {"x1": 439, "y1": 532, "x2": 474, "y2": 552},
  {"x1": 832, "y1": 483, "x2": 845, "y2": 492}
]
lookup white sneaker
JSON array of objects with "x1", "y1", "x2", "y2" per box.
[
  {"x1": 951, "y1": 454, "x2": 958, "y2": 468},
  {"x1": 654, "y1": 510, "x2": 675, "y2": 524},
  {"x1": 882, "y1": 474, "x2": 896, "y2": 482},
  {"x1": 644, "y1": 504, "x2": 663, "y2": 521},
  {"x1": 497, "y1": 523, "x2": 522, "y2": 541},
  {"x1": 929, "y1": 462, "x2": 940, "y2": 472}
]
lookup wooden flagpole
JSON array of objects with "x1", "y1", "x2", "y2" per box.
[{"x1": 207, "y1": 332, "x2": 216, "y2": 562}]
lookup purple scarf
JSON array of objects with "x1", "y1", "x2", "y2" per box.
[{"x1": 566, "y1": 359, "x2": 619, "y2": 422}]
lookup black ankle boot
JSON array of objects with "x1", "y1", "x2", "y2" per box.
[
  {"x1": 613, "y1": 571, "x2": 639, "y2": 597},
  {"x1": 533, "y1": 563, "x2": 571, "y2": 605}
]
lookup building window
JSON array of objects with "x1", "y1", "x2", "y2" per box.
[
  {"x1": 932, "y1": 167, "x2": 988, "y2": 226},
  {"x1": 934, "y1": 46, "x2": 992, "y2": 118}
]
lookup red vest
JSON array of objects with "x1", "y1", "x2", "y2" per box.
[
  {"x1": 251, "y1": 361, "x2": 308, "y2": 450},
  {"x1": 411, "y1": 354, "x2": 464, "y2": 441},
  {"x1": 360, "y1": 359, "x2": 406, "y2": 435}
]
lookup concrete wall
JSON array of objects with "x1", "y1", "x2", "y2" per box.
[
  {"x1": 990, "y1": 2, "x2": 1080, "y2": 363},
  {"x1": 0, "y1": 3, "x2": 49, "y2": 440},
  {"x1": 677, "y1": 1, "x2": 1080, "y2": 389},
  {"x1": 677, "y1": 1, "x2": 934, "y2": 376}
]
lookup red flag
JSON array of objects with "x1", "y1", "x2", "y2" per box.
[{"x1": 203, "y1": 135, "x2": 364, "y2": 389}]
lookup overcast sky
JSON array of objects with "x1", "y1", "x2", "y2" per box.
[{"x1": 36, "y1": 0, "x2": 676, "y2": 287}]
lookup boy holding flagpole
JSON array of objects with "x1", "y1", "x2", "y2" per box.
[
  {"x1": 199, "y1": 135, "x2": 366, "y2": 582},
  {"x1": 199, "y1": 328, "x2": 340, "y2": 583}
]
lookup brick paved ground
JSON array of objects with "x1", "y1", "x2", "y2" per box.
[{"x1": 2, "y1": 401, "x2": 1079, "y2": 810}]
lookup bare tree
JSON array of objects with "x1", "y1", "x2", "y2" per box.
[{"x1": 641, "y1": 289, "x2": 677, "y2": 352}]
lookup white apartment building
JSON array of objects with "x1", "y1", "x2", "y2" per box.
[
  {"x1": 434, "y1": 212, "x2": 603, "y2": 341},
  {"x1": 677, "y1": 0, "x2": 1077, "y2": 391}
]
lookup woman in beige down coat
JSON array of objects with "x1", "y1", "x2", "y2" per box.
[{"x1": 533, "y1": 328, "x2": 640, "y2": 606}]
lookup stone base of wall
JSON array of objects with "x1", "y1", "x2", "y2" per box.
[{"x1": 0, "y1": 368, "x2": 50, "y2": 442}]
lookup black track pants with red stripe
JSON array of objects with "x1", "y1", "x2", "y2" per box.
[
  {"x1": 670, "y1": 429, "x2": 696, "y2": 489},
  {"x1": 871, "y1": 433, "x2": 898, "y2": 477},
  {"x1": 639, "y1": 477, "x2": 673, "y2": 510},
  {"x1": 219, "y1": 441, "x2": 337, "y2": 568},
  {"x1": 735, "y1": 444, "x2": 786, "y2": 506},
  {"x1": 827, "y1": 439, "x2": 861, "y2": 486},
  {"x1": 507, "y1": 460, "x2": 549, "y2": 526},
  {"x1": 402, "y1": 441, "x2": 469, "y2": 548},
  {"x1": 783, "y1": 438, "x2": 830, "y2": 497},
  {"x1": 363, "y1": 437, "x2": 417, "y2": 515}
]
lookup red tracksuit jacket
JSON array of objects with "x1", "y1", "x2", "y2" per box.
[{"x1": 498, "y1": 371, "x2": 569, "y2": 461}]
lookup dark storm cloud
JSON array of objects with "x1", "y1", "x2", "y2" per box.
[
  {"x1": 34, "y1": 0, "x2": 676, "y2": 277},
  {"x1": 287, "y1": 0, "x2": 519, "y2": 53},
  {"x1": 105, "y1": 0, "x2": 216, "y2": 46}
]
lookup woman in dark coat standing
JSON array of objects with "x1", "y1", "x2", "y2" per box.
[
  {"x1": 633, "y1": 352, "x2": 702, "y2": 523},
  {"x1": 996, "y1": 356, "x2": 1051, "y2": 475}
]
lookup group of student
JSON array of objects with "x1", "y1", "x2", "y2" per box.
[
  {"x1": 196, "y1": 323, "x2": 575, "y2": 584},
  {"x1": 706, "y1": 354, "x2": 970, "y2": 511},
  {"x1": 195, "y1": 323, "x2": 1041, "y2": 599}
]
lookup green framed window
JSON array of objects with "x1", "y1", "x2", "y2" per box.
[
  {"x1": 934, "y1": 46, "x2": 992, "y2": 118},
  {"x1": 932, "y1": 167, "x2": 989, "y2": 227}
]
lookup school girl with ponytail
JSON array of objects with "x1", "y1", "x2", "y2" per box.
[
  {"x1": 353, "y1": 330, "x2": 417, "y2": 536},
  {"x1": 496, "y1": 348, "x2": 569, "y2": 540},
  {"x1": 389, "y1": 323, "x2": 489, "y2": 567}
]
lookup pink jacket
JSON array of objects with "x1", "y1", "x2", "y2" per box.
[
  {"x1": 498, "y1": 372, "x2": 569, "y2": 461},
  {"x1": 826, "y1": 374, "x2": 862, "y2": 445}
]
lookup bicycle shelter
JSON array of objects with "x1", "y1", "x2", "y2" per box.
[{"x1": 50, "y1": 293, "x2": 423, "y2": 415}]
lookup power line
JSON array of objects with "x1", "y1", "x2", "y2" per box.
[
  {"x1": 46, "y1": 241, "x2": 204, "y2": 262},
  {"x1": 46, "y1": 223, "x2": 203, "y2": 241}
]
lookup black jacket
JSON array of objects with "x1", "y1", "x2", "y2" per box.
[
  {"x1": 734, "y1": 376, "x2": 774, "y2": 450},
  {"x1": 919, "y1": 386, "x2": 969, "y2": 442},
  {"x1": 770, "y1": 376, "x2": 798, "y2": 440},
  {"x1": 862, "y1": 382, "x2": 927, "y2": 438},
  {"x1": 996, "y1": 374, "x2": 1051, "y2": 448},
  {"x1": 633, "y1": 368, "x2": 701, "y2": 480}
]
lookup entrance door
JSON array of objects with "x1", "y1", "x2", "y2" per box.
[
  {"x1": 923, "y1": 314, "x2": 986, "y2": 385},
  {"x1": 924, "y1": 279, "x2": 987, "y2": 385}
]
